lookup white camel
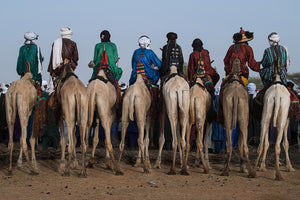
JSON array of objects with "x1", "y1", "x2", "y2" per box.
[
  {"x1": 119, "y1": 73, "x2": 152, "y2": 173},
  {"x1": 6, "y1": 62, "x2": 38, "y2": 174},
  {"x1": 57, "y1": 60, "x2": 88, "y2": 177},
  {"x1": 155, "y1": 66, "x2": 190, "y2": 175},
  {"x1": 186, "y1": 76, "x2": 213, "y2": 174},
  {"x1": 86, "y1": 63, "x2": 123, "y2": 175},
  {"x1": 251, "y1": 74, "x2": 295, "y2": 180}
]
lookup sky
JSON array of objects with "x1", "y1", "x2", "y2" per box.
[{"x1": 0, "y1": 0, "x2": 299, "y2": 87}]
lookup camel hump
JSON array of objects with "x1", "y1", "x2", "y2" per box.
[{"x1": 25, "y1": 61, "x2": 31, "y2": 73}]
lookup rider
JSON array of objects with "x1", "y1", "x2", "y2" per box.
[
  {"x1": 188, "y1": 38, "x2": 220, "y2": 94},
  {"x1": 223, "y1": 27, "x2": 261, "y2": 86},
  {"x1": 17, "y1": 32, "x2": 43, "y2": 84},
  {"x1": 129, "y1": 35, "x2": 161, "y2": 85},
  {"x1": 160, "y1": 32, "x2": 184, "y2": 80},
  {"x1": 260, "y1": 32, "x2": 289, "y2": 86},
  {"x1": 89, "y1": 30, "x2": 123, "y2": 109},
  {"x1": 48, "y1": 27, "x2": 79, "y2": 84}
]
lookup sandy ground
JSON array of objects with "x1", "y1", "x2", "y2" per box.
[{"x1": 0, "y1": 143, "x2": 299, "y2": 200}]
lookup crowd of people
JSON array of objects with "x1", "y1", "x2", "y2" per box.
[{"x1": 0, "y1": 27, "x2": 298, "y2": 153}]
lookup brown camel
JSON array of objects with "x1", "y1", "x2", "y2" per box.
[
  {"x1": 155, "y1": 66, "x2": 190, "y2": 175},
  {"x1": 119, "y1": 73, "x2": 152, "y2": 173},
  {"x1": 220, "y1": 64, "x2": 253, "y2": 176},
  {"x1": 86, "y1": 63, "x2": 123, "y2": 175},
  {"x1": 251, "y1": 74, "x2": 294, "y2": 180},
  {"x1": 56, "y1": 60, "x2": 88, "y2": 177},
  {"x1": 186, "y1": 76, "x2": 212, "y2": 174},
  {"x1": 6, "y1": 63, "x2": 38, "y2": 174}
]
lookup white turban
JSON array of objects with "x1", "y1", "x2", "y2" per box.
[
  {"x1": 268, "y1": 32, "x2": 280, "y2": 46},
  {"x1": 24, "y1": 32, "x2": 39, "y2": 44},
  {"x1": 138, "y1": 35, "x2": 151, "y2": 49},
  {"x1": 1, "y1": 83, "x2": 8, "y2": 94},
  {"x1": 60, "y1": 27, "x2": 72, "y2": 39},
  {"x1": 41, "y1": 80, "x2": 48, "y2": 92},
  {"x1": 247, "y1": 83, "x2": 257, "y2": 98}
]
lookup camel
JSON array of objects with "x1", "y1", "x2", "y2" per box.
[
  {"x1": 56, "y1": 60, "x2": 88, "y2": 177},
  {"x1": 251, "y1": 74, "x2": 294, "y2": 180},
  {"x1": 86, "y1": 62, "x2": 123, "y2": 175},
  {"x1": 118, "y1": 73, "x2": 152, "y2": 173},
  {"x1": 220, "y1": 61, "x2": 253, "y2": 176},
  {"x1": 6, "y1": 62, "x2": 38, "y2": 174},
  {"x1": 154, "y1": 66, "x2": 190, "y2": 175},
  {"x1": 186, "y1": 75, "x2": 213, "y2": 174}
]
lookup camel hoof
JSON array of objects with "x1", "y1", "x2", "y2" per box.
[
  {"x1": 275, "y1": 174, "x2": 284, "y2": 181},
  {"x1": 287, "y1": 167, "x2": 296, "y2": 172},
  {"x1": 79, "y1": 172, "x2": 87, "y2": 178},
  {"x1": 180, "y1": 170, "x2": 189, "y2": 176},
  {"x1": 144, "y1": 169, "x2": 150, "y2": 174},
  {"x1": 30, "y1": 170, "x2": 39, "y2": 176},
  {"x1": 115, "y1": 170, "x2": 124, "y2": 176},
  {"x1": 259, "y1": 167, "x2": 267, "y2": 172},
  {"x1": 221, "y1": 170, "x2": 229, "y2": 176},
  {"x1": 7, "y1": 170, "x2": 12, "y2": 176},
  {"x1": 248, "y1": 170, "x2": 257, "y2": 178},
  {"x1": 62, "y1": 170, "x2": 70, "y2": 177},
  {"x1": 87, "y1": 160, "x2": 95, "y2": 168},
  {"x1": 154, "y1": 163, "x2": 161, "y2": 169},
  {"x1": 203, "y1": 168, "x2": 209, "y2": 174},
  {"x1": 167, "y1": 170, "x2": 176, "y2": 175}
]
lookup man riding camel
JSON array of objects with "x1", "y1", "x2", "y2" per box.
[
  {"x1": 89, "y1": 30, "x2": 123, "y2": 109},
  {"x1": 223, "y1": 27, "x2": 261, "y2": 86},
  {"x1": 129, "y1": 35, "x2": 161, "y2": 85},
  {"x1": 48, "y1": 27, "x2": 79, "y2": 84},
  {"x1": 17, "y1": 32, "x2": 43, "y2": 84},
  {"x1": 160, "y1": 32, "x2": 184, "y2": 80},
  {"x1": 188, "y1": 38, "x2": 220, "y2": 95}
]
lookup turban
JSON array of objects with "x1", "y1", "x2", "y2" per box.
[
  {"x1": 138, "y1": 35, "x2": 151, "y2": 49},
  {"x1": 247, "y1": 83, "x2": 257, "y2": 97},
  {"x1": 166, "y1": 32, "x2": 177, "y2": 41},
  {"x1": 24, "y1": 32, "x2": 38, "y2": 44},
  {"x1": 268, "y1": 32, "x2": 280, "y2": 46},
  {"x1": 60, "y1": 27, "x2": 73, "y2": 39},
  {"x1": 192, "y1": 38, "x2": 203, "y2": 52},
  {"x1": 100, "y1": 30, "x2": 111, "y2": 42}
]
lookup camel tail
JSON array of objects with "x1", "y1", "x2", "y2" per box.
[
  {"x1": 231, "y1": 94, "x2": 238, "y2": 130},
  {"x1": 273, "y1": 96, "x2": 280, "y2": 128},
  {"x1": 129, "y1": 95, "x2": 135, "y2": 121},
  {"x1": 190, "y1": 97, "x2": 196, "y2": 124},
  {"x1": 75, "y1": 94, "x2": 81, "y2": 125},
  {"x1": 177, "y1": 90, "x2": 185, "y2": 112}
]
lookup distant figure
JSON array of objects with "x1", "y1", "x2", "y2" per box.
[
  {"x1": 247, "y1": 83, "x2": 260, "y2": 145},
  {"x1": 160, "y1": 32, "x2": 184, "y2": 80},
  {"x1": 48, "y1": 27, "x2": 78, "y2": 84},
  {"x1": 17, "y1": 32, "x2": 43, "y2": 84}
]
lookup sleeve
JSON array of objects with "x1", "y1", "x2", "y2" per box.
[
  {"x1": 223, "y1": 45, "x2": 233, "y2": 74},
  {"x1": 160, "y1": 46, "x2": 167, "y2": 77},
  {"x1": 112, "y1": 43, "x2": 119, "y2": 63},
  {"x1": 48, "y1": 43, "x2": 54, "y2": 74},
  {"x1": 178, "y1": 46, "x2": 184, "y2": 74},
  {"x1": 150, "y1": 50, "x2": 162, "y2": 69},
  {"x1": 246, "y1": 46, "x2": 260, "y2": 72},
  {"x1": 16, "y1": 47, "x2": 24, "y2": 76},
  {"x1": 261, "y1": 49, "x2": 269, "y2": 68},
  {"x1": 188, "y1": 53, "x2": 195, "y2": 82},
  {"x1": 72, "y1": 42, "x2": 79, "y2": 66},
  {"x1": 129, "y1": 51, "x2": 137, "y2": 85}
]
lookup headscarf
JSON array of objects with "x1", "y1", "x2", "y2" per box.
[
  {"x1": 166, "y1": 32, "x2": 177, "y2": 41},
  {"x1": 60, "y1": 27, "x2": 73, "y2": 39},
  {"x1": 268, "y1": 32, "x2": 280, "y2": 46},
  {"x1": 247, "y1": 83, "x2": 257, "y2": 98},
  {"x1": 24, "y1": 32, "x2": 42, "y2": 74},
  {"x1": 100, "y1": 30, "x2": 111, "y2": 42},
  {"x1": 192, "y1": 38, "x2": 203, "y2": 52},
  {"x1": 138, "y1": 35, "x2": 151, "y2": 49}
]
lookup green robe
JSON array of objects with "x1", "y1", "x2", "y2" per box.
[
  {"x1": 91, "y1": 42, "x2": 122, "y2": 81},
  {"x1": 17, "y1": 44, "x2": 42, "y2": 82}
]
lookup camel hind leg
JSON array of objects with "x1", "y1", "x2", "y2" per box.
[
  {"x1": 6, "y1": 94, "x2": 16, "y2": 174},
  {"x1": 154, "y1": 111, "x2": 166, "y2": 169},
  {"x1": 282, "y1": 118, "x2": 295, "y2": 172}
]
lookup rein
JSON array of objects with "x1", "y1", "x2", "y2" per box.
[
  {"x1": 89, "y1": 75, "x2": 108, "y2": 84},
  {"x1": 61, "y1": 72, "x2": 78, "y2": 84},
  {"x1": 164, "y1": 72, "x2": 186, "y2": 84}
]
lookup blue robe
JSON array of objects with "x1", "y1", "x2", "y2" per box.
[{"x1": 129, "y1": 48, "x2": 161, "y2": 85}]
